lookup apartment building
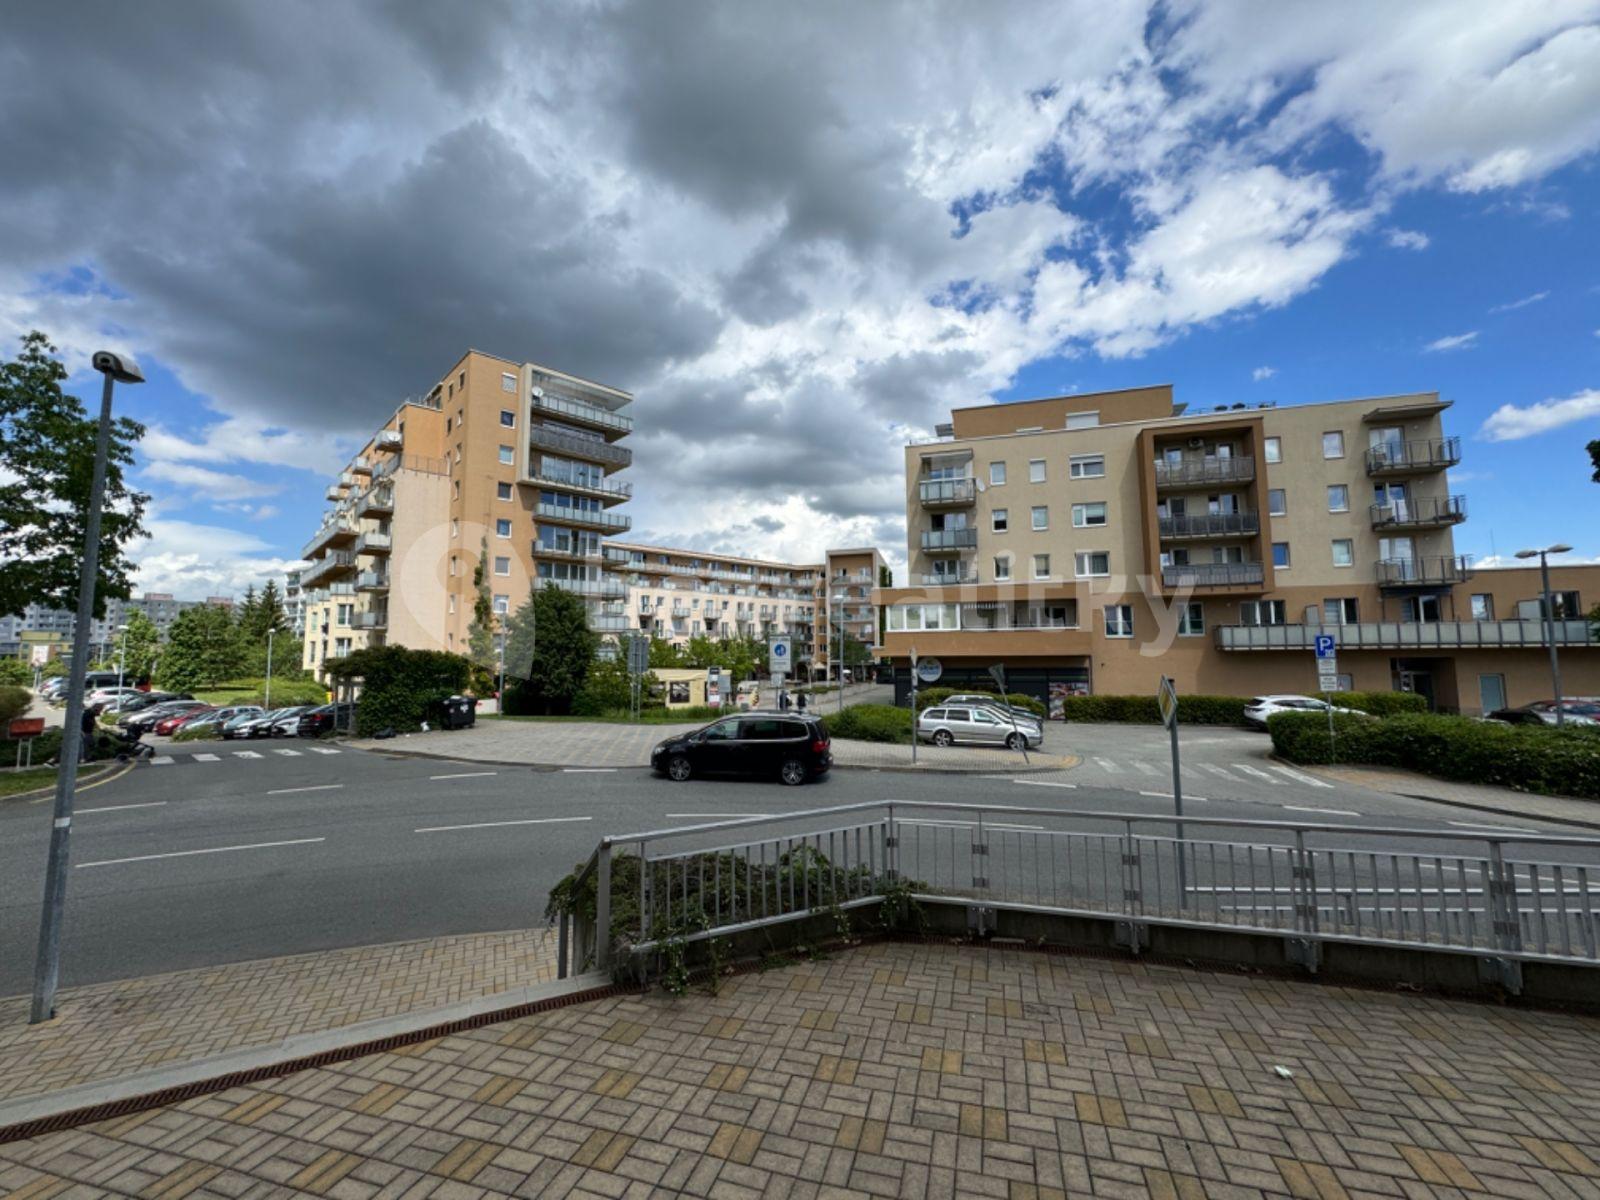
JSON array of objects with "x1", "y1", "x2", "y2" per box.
[
  {"x1": 876, "y1": 384, "x2": 1599, "y2": 715},
  {"x1": 283, "y1": 569, "x2": 306, "y2": 638},
  {"x1": 820, "y1": 547, "x2": 886, "y2": 671},
  {"x1": 299, "y1": 350, "x2": 632, "y2": 677},
  {"x1": 0, "y1": 594, "x2": 233, "y2": 660}
]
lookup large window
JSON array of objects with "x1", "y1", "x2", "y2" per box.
[
  {"x1": 1075, "y1": 551, "x2": 1110, "y2": 577},
  {"x1": 1327, "y1": 484, "x2": 1349, "y2": 512},
  {"x1": 886, "y1": 603, "x2": 960, "y2": 631},
  {"x1": 1240, "y1": 599, "x2": 1287, "y2": 625},
  {"x1": 1267, "y1": 489, "x2": 1286, "y2": 516},
  {"x1": 1071, "y1": 502, "x2": 1107, "y2": 528},
  {"x1": 1324, "y1": 598, "x2": 1359, "y2": 624},
  {"x1": 1331, "y1": 538, "x2": 1354, "y2": 567},
  {"x1": 1178, "y1": 602, "x2": 1204, "y2": 637},
  {"x1": 1272, "y1": 542, "x2": 1291, "y2": 568},
  {"x1": 1104, "y1": 605, "x2": 1133, "y2": 637},
  {"x1": 1031, "y1": 505, "x2": 1048, "y2": 530},
  {"x1": 1070, "y1": 454, "x2": 1105, "y2": 478},
  {"x1": 993, "y1": 556, "x2": 1011, "y2": 581},
  {"x1": 1470, "y1": 593, "x2": 1494, "y2": 620},
  {"x1": 1264, "y1": 436, "x2": 1282, "y2": 464}
]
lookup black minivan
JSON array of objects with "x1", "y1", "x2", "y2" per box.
[{"x1": 651, "y1": 712, "x2": 831, "y2": 786}]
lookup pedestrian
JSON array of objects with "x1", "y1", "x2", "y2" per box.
[
  {"x1": 80, "y1": 703, "x2": 99, "y2": 762},
  {"x1": 797, "y1": 691, "x2": 807, "y2": 713},
  {"x1": 778, "y1": 690, "x2": 790, "y2": 712}
]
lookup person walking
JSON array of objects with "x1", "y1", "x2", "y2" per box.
[
  {"x1": 80, "y1": 703, "x2": 99, "y2": 762},
  {"x1": 796, "y1": 691, "x2": 807, "y2": 714}
]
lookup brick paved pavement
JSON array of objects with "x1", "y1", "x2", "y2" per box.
[
  {"x1": 7, "y1": 940, "x2": 1600, "y2": 1197},
  {"x1": 0, "y1": 930, "x2": 557, "y2": 1107}
]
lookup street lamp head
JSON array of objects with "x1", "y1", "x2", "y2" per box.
[
  {"x1": 1550, "y1": 543, "x2": 1574, "y2": 554},
  {"x1": 91, "y1": 350, "x2": 144, "y2": 384},
  {"x1": 1515, "y1": 550, "x2": 1538, "y2": 560}
]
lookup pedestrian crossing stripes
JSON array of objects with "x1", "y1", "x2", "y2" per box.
[
  {"x1": 144, "y1": 746, "x2": 342, "y2": 765},
  {"x1": 1068, "y1": 754, "x2": 1335, "y2": 790}
]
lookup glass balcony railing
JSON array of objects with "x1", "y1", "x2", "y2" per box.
[
  {"x1": 1216, "y1": 619, "x2": 1596, "y2": 651},
  {"x1": 1161, "y1": 562, "x2": 1265, "y2": 588},
  {"x1": 531, "y1": 389, "x2": 633, "y2": 433},
  {"x1": 529, "y1": 423, "x2": 632, "y2": 468},
  {"x1": 1152, "y1": 455, "x2": 1255, "y2": 487},
  {"x1": 1158, "y1": 512, "x2": 1260, "y2": 539},
  {"x1": 921, "y1": 528, "x2": 978, "y2": 552},
  {"x1": 534, "y1": 502, "x2": 632, "y2": 532},
  {"x1": 1368, "y1": 495, "x2": 1467, "y2": 529},
  {"x1": 918, "y1": 478, "x2": 977, "y2": 506}
]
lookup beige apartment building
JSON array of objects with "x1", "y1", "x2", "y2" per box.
[
  {"x1": 300, "y1": 350, "x2": 632, "y2": 677},
  {"x1": 875, "y1": 384, "x2": 1600, "y2": 715}
]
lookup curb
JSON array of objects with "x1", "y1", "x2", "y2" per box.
[
  {"x1": 1293, "y1": 761, "x2": 1600, "y2": 832},
  {"x1": 0, "y1": 969, "x2": 615, "y2": 1144},
  {"x1": 3, "y1": 762, "x2": 128, "y2": 805}
]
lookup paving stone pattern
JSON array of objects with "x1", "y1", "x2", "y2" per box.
[
  {"x1": 0, "y1": 931, "x2": 558, "y2": 1105},
  {"x1": 7, "y1": 940, "x2": 1600, "y2": 1197}
]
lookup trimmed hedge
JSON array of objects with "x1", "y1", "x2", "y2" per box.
[
  {"x1": 1269, "y1": 711, "x2": 1600, "y2": 800},
  {"x1": 195, "y1": 678, "x2": 328, "y2": 707},
  {"x1": 1047, "y1": 689, "x2": 1428, "y2": 725},
  {"x1": 913, "y1": 687, "x2": 1047, "y2": 718},
  {"x1": 1334, "y1": 691, "x2": 1429, "y2": 717},
  {"x1": 822, "y1": 703, "x2": 913, "y2": 744}
]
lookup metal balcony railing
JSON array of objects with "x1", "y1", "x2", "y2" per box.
[
  {"x1": 353, "y1": 611, "x2": 387, "y2": 630},
  {"x1": 356, "y1": 571, "x2": 389, "y2": 591},
  {"x1": 538, "y1": 576, "x2": 626, "y2": 598},
  {"x1": 535, "y1": 543, "x2": 602, "y2": 562},
  {"x1": 354, "y1": 486, "x2": 393, "y2": 517},
  {"x1": 524, "y1": 468, "x2": 632, "y2": 501},
  {"x1": 1375, "y1": 555, "x2": 1472, "y2": 588},
  {"x1": 301, "y1": 520, "x2": 358, "y2": 560},
  {"x1": 1365, "y1": 436, "x2": 1461, "y2": 476},
  {"x1": 354, "y1": 531, "x2": 392, "y2": 556},
  {"x1": 1158, "y1": 512, "x2": 1260, "y2": 539},
  {"x1": 350, "y1": 456, "x2": 372, "y2": 475},
  {"x1": 531, "y1": 389, "x2": 633, "y2": 433},
  {"x1": 534, "y1": 502, "x2": 632, "y2": 532},
  {"x1": 300, "y1": 551, "x2": 355, "y2": 586},
  {"x1": 919, "y1": 478, "x2": 977, "y2": 506},
  {"x1": 1368, "y1": 495, "x2": 1467, "y2": 529},
  {"x1": 1216, "y1": 619, "x2": 1599, "y2": 651},
  {"x1": 529, "y1": 424, "x2": 632, "y2": 468},
  {"x1": 1152, "y1": 455, "x2": 1255, "y2": 487},
  {"x1": 375, "y1": 429, "x2": 402, "y2": 451},
  {"x1": 919, "y1": 570, "x2": 979, "y2": 586},
  {"x1": 921, "y1": 528, "x2": 978, "y2": 552},
  {"x1": 589, "y1": 613, "x2": 631, "y2": 632},
  {"x1": 1161, "y1": 561, "x2": 1264, "y2": 588}
]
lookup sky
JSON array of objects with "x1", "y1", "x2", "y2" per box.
[{"x1": 2, "y1": 1, "x2": 1598, "y2": 597}]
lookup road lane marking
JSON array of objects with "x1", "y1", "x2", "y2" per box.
[
  {"x1": 1093, "y1": 757, "x2": 1121, "y2": 772},
  {"x1": 562, "y1": 768, "x2": 616, "y2": 773},
  {"x1": 78, "y1": 801, "x2": 168, "y2": 814},
  {"x1": 667, "y1": 812, "x2": 774, "y2": 818},
  {"x1": 78, "y1": 837, "x2": 325, "y2": 868},
  {"x1": 1448, "y1": 821, "x2": 1538, "y2": 835},
  {"x1": 415, "y1": 816, "x2": 593, "y2": 833},
  {"x1": 273, "y1": 749, "x2": 303, "y2": 757},
  {"x1": 1200, "y1": 765, "x2": 1237, "y2": 780},
  {"x1": 233, "y1": 750, "x2": 263, "y2": 759},
  {"x1": 1131, "y1": 761, "x2": 1159, "y2": 775},
  {"x1": 1011, "y1": 779, "x2": 1076, "y2": 789},
  {"x1": 430, "y1": 771, "x2": 498, "y2": 780},
  {"x1": 267, "y1": 784, "x2": 345, "y2": 795},
  {"x1": 149, "y1": 755, "x2": 174, "y2": 765},
  {"x1": 1270, "y1": 765, "x2": 1332, "y2": 789},
  {"x1": 1139, "y1": 790, "x2": 1210, "y2": 802},
  {"x1": 1283, "y1": 804, "x2": 1360, "y2": 817},
  {"x1": 192, "y1": 753, "x2": 220, "y2": 762},
  {"x1": 310, "y1": 747, "x2": 341, "y2": 755},
  {"x1": 1231, "y1": 763, "x2": 1279, "y2": 782}
]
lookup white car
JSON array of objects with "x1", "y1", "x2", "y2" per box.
[
  {"x1": 87, "y1": 686, "x2": 144, "y2": 708},
  {"x1": 939, "y1": 694, "x2": 1044, "y2": 733},
  {"x1": 1243, "y1": 694, "x2": 1369, "y2": 730},
  {"x1": 918, "y1": 705, "x2": 1043, "y2": 750}
]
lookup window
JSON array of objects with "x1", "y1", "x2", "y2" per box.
[
  {"x1": 452, "y1": 480, "x2": 460, "y2": 499},
  {"x1": 993, "y1": 556, "x2": 1011, "y2": 581},
  {"x1": 1072, "y1": 502, "x2": 1107, "y2": 528},
  {"x1": 1240, "y1": 599, "x2": 1287, "y2": 625},
  {"x1": 493, "y1": 594, "x2": 509, "y2": 615},
  {"x1": 500, "y1": 410, "x2": 515, "y2": 428},
  {"x1": 1031, "y1": 506, "x2": 1048, "y2": 530},
  {"x1": 501, "y1": 372, "x2": 517, "y2": 393},
  {"x1": 497, "y1": 481, "x2": 513, "y2": 501},
  {"x1": 449, "y1": 556, "x2": 458, "y2": 576},
  {"x1": 1070, "y1": 454, "x2": 1105, "y2": 479},
  {"x1": 496, "y1": 518, "x2": 512, "y2": 538},
  {"x1": 1267, "y1": 489, "x2": 1287, "y2": 516},
  {"x1": 454, "y1": 445, "x2": 462, "y2": 464},
  {"x1": 1066, "y1": 411, "x2": 1099, "y2": 429},
  {"x1": 1075, "y1": 551, "x2": 1110, "y2": 577},
  {"x1": 1178, "y1": 602, "x2": 1204, "y2": 637},
  {"x1": 1327, "y1": 484, "x2": 1349, "y2": 513},
  {"x1": 1029, "y1": 459, "x2": 1046, "y2": 483},
  {"x1": 1324, "y1": 598, "x2": 1359, "y2": 624},
  {"x1": 1322, "y1": 431, "x2": 1344, "y2": 459},
  {"x1": 989, "y1": 461, "x2": 1006, "y2": 485},
  {"x1": 1549, "y1": 590, "x2": 1582, "y2": 620},
  {"x1": 458, "y1": 372, "x2": 465, "y2": 389},
  {"x1": 1264, "y1": 436, "x2": 1282, "y2": 464},
  {"x1": 448, "y1": 594, "x2": 456, "y2": 614},
  {"x1": 336, "y1": 603, "x2": 351, "y2": 627},
  {"x1": 1272, "y1": 542, "x2": 1291, "y2": 568},
  {"x1": 450, "y1": 518, "x2": 459, "y2": 538},
  {"x1": 445, "y1": 416, "x2": 452, "y2": 433},
  {"x1": 498, "y1": 444, "x2": 514, "y2": 465},
  {"x1": 992, "y1": 508, "x2": 1008, "y2": 533},
  {"x1": 1032, "y1": 554, "x2": 1051, "y2": 579},
  {"x1": 1104, "y1": 604, "x2": 1133, "y2": 637},
  {"x1": 1470, "y1": 593, "x2": 1494, "y2": 620},
  {"x1": 1331, "y1": 538, "x2": 1353, "y2": 567},
  {"x1": 493, "y1": 556, "x2": 510, "y2": 576}
]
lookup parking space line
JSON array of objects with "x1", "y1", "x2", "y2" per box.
[
  {"x1": 1092, "y1": 757, "x2": 1121, "y2": 772},
  {"x1": 310, "y1": 747, "x2": 341, "y2": 755},
  {"x1": 1448, "y1": 821, "x2": 1538, "y2": 835},
  {"x1": 431, "y1": 771, "x2": 498, "y2": 780},
  {"x1": 1131, "y1": 761, "x2": 1160, "y2": 776},
  {"x1": 267, "y1": 784, "x2": 344, "y2": 795},
  {"x1": 78, "y1": 801, "x2": 168, "y2": 814},
  {"x1": 1231, "y1": 763, "x2": 1279, "y2": 782},
  {"x1": 148, "y1": 755, "x2": 174, "y2": 765},
  {"x1": 562, "y1": 768, "x2": 616, "y2": 773},
  {"x1": 1270, "y1": 765, "x2": 1332, "y2": 789},
  {"x1": 1139, "y1": 790, "x2": 1209, "y2": 802},
  {"x1": 667, "y1": 812, "x2": 773, "y2": 818},
  {"x1": 415, "y1": 816, "x2": 593, "y2": 833},
  {"x1": 78, "y1": 838, "x2": 325, "y2": 868},
  {"x1": 1200, "y1": 764, "x2": 1236, "y2": 780}
]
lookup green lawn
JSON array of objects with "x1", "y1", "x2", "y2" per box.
[{"x1": 0, "y1": 763, "x2": 112, "y2": 800}]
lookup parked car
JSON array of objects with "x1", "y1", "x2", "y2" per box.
[
  {"x1": 264, "y1": 705, "x2": 315, "y2": 737},
  {"x1": 114, "y1": 691, "x2": 190, "y2": 720},
  {"x1": 1243, "y1": 695, "x2": 1370, "y2": 730},
  {"x1": 155, "y1": 706, "x2": 217, "y2": 736},
  {"x1": 177, "y1": 705, "x2": 265, "y2": 739},
  {"x1": 1484, "y1": 701, "x2": 1600, "y2": 728},
  {"x1": 297, "y1": 702, "x2": 356, "y2": 737},
  {"x1": 917, "y1": 705, "x2": 1042, "y2": 750},
  {"x1": 652, "y1": 712, "x2": 831, "y2": 785},
  {"x1": 233, "y1": 706, "x2": 301, "y2": 738},
  {"x1": 39, "y1": 677, "x2": 67, "y2": 700},
  {"x1": 122, "y1": 699, "x2": 209, "y2": 734},
  {"x1": 938, "y1": 694, "x2": 1044, "y2": 732},
  {"x1": 86, "y1": 685, "x2": 144, "y2": 708}
]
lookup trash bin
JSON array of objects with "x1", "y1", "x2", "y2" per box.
[{"x1": 440, "y1": 694, "x2": 477, "y2": 730}]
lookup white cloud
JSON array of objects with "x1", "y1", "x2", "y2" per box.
[
  {"x1": 1473, "y1": 552, "x2": 1600, "y2": 569},
  {"x1": 1489, "y1": 290, "x2": 1550, "y2": 313},
  {"x1": 1479, "y1": 388, "x2": 1600, "y2": 441},
  {"x1": 143, "y1": 460, "x2": 282, "y2": 499},
  {"x1": 1252, "y1": 366, "x2": 1276, "y2": 381},
  {"x1": 1386, "y1": 228, "x2": 1429, "y2": 251},
  {"x1": 127, "y1": 517, "x2": 299, "y2": 598},
  {"x1": 142, "y1": 415, "x2": 351, "y2": 478},
  {"x1": 1424, "y1": 331, "x2": 1479, "y2": 353}
]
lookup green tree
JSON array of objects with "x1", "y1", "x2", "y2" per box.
[
  {"x1": 120, "y1": 609, "x2": 161, "y2": 683},
  {"x1": 237, "y1": 585, "x2": 259, "y2": 639},
  {"x1": 0, "y1": 659, "x2": 30, "y2": 686},
  {"x1": 877, "y1": 563, "x2": 892, "y2": 642},
  {"x1": 1588, "y1": 438, "x2": 1599, "y2": 483},
  {"x1": 256, "y1": 580, "x2": 287, "y2": 636},
  {"x1": 648, "y1": 634, "x2": 685, "y2": 668},
  {"x1": 841, "y1": 632, "x2": 873, "y2": 668},
  {"x1": 0, "y1": 332, "x2": 150, "y2": 619},
  {"x1": 324, "y1": 645, "x2": 470, "y2": 736},
  {"x1": 878, "y1": 564, "x2": 893, "y2": 587},
  {"x1": 503, "y1": 583, "x2": 597, "y2": 714},
  {"x1": 467, "y1": 536, "x2": 497, "y2": 679},
  {"x1": 572, "y1": 653, "x2": 634, "y2": 716},
  {"x1": 157, "y1": 604, "x2": 246, "y2": 690}
]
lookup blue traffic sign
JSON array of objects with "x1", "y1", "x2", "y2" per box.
[{"x1": 1314, "y1": 634, "x2": 1337, "y2": 659}]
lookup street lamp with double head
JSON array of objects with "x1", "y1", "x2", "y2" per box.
[{"x1": 1515, "y1": 543, "x2": 1574, "y2": 728}]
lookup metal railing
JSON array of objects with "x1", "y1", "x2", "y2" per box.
[
  {"x1": 354, "y1": 531, "x2": 392, "y2": 555},
  {"x1": 353, "y1": 611, "x2": 387, "y2": 630},
  {"x1": 556, "y1": 803, "x2": 1600, "y2": 986},
  {"x1": 525, "y1": 469, "x2": 632, "y2": 500},
  {"x1": 1152, "y1": 455, "x2": 1255, "y2": 487},
  {"x1": 375, "y1": 430, "x2": 402, "y2": 451},
  {"x1": 1158, "y1": 512, "x2": 1260, "y2": 539},
  {"x1": 921, "y1": 528, "x2": 978, "y2": 551},
  {"x1": 535, "y1": 501, "x2": 632, "y2": 532},
  {"x1": 353, "y1": 486, "x2": 393, "y2": 516},
  {"x1": 1369, "y1": 495, "x2": 1467, "y2": 529},
  {"x1": 919, "y1": 570, "x2": 978, "y2": 586},
  {"x1": 1217, "y1": 618, "x2": 1599, "y2": 651},
  {"x1": 531, "y1": 389, "x2": 633, "y2": 433},
  {"x1": 301, "y1": 520, "x2": 358, "y2": 560},
  {"x1": 919, "y1": 478, "x2": 977, "y2": 505},
  {"x1": 300, "y1": 550, "x2": 355, "y2": 586},
  {"x1": 356, "y1": 570, "x2": 390, "y2": 591},
  {"x1": 539, "y1": 576, "x2": 626, "y2": 598},
  {"x1": 1376, "y1": 555, "x2": 1472, "y2": 588},
  {"x1": 1365, "y1": 437, "x2": 1461, "y2": 475},
  {"x1": 1161, "y1": 561, "x2": 1264, "y2": 587},
  {"x1": 529, "y1": 424, "x2": 632, "y2": 468}
]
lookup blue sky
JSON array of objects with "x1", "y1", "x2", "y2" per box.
[{"x1": 4, "y1": 2, "x2": 1599, "y2": 594}]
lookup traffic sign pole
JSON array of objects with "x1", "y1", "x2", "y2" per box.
[
  {"x1": 1314, "y1": 633, "x2": 1339, "y2": 760},
  {"x1": 1157, "y1": 676, "x2": 1186, "y2": 910}
]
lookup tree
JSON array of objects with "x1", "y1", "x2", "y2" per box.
[
  {"x1": 256, "y1": 580, "x2": 287, "y2": 636},
  {"x1": 1589, "y1": 438, "x2": 1599, "y2": 484},
  {"x1": 0, "y1": 332, "x2": 149, "y2": 619},
  {"x1": 648, "y1": 634, "x2": 685, "y2": 668},
  {"x1": 572, "y1": 654, "x2": 634, "y2": 716},
  {"x1": 120, "y1": 609, "x2": 161, "y2": 683},
  {"x1": 878, "y1": 564, "x2": 893, "y2": 587},
  {"x1": 841, "y1": 632, "x2": 874, "y2": 668},
  {"x1": 877, "y1": 563, "x2": 892, "y2": 642},
  {"x1": 467, "y1": 536, "x2": 497, "y2": 679},
  {"x1": 237, "y1": 585, "x2": 259, "y2": 639},
  {"x1": 0, "y1": 659, "x2": 30, "y2": 686},
  {"x1": 503, "y1": 583, "x2": 597, "y2": 714},
  {"x1": 324, "y1": 645, "x2": 470, "y2": 736},
  {"x1": 157, "y1": 604, "x2": 246, "y2": 690}
]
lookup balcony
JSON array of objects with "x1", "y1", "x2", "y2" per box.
[
  {"x1": 301, "y1": 519, "x2": 358, "y2": 560},
  {"x1": 301, "y1": 550, "x2": 355, "y2": 586},
  {"x1": 535, "y1": 542, "x2": 602, "y2": 563},
  {"x1": 1158, "y1": 512, "x2": 1260, "y2": 540},
  {"x1": 1152, "y1": 455, "x2": 1255, "y2": 488},
  {"x1": 375, "y1": 429, "x2": 402, "y2": 451},
  {"x1": 1217, "y1": 618, "x2": 1598, "y2": 652},
  {"x1": 324, "y1": 486, "x2": 342, "y2": 501},
  {"x1": 589, "y1": 613, "x2": 631, "y2": 633},
  {"x1": 918, "y1": 569, "x2": 979, "y2": 586},
  {"x1": 353, "y1": 486, "x2": 393, "y2": 517},
  {"x1": 353, "y1": 611, "x2": 387, "y2": 631},
  {"x1": 1376, "y1": 555, "x2": 1472, "y2": 590},
  {"x1": 338, "y1": 472, "x2": 356, "y2": 488},
  {"x1": 671, "y1": 605, "x2": 691, "y2": 618},
  {"x1": 350, "y1": 457, "x2": 372, "y2": 476},
  {"x1": 530, "y1": 389, "x2": 633, "y2": 436},
  {"x1": 534, "y1": 502, "x2": 632, "y2": 533},
  {"x1": 1161, "y1": 561, "x2": 1265, "y2": 589},
  {"x1": 921, "y1": 528, "x2": 978, "y2": 554},
  {"x1": 1368, "y1": 494, "x2": 1467, "y2": 530},
  {"x1": 524, "y1": 468, "x2": 632, "y2": 505},
  {"x1": 354, "y1": 531, "x2": 392, "y2": 557},
  {"x1": 602, "y1": 546, "x2": 633, "y2": 565},
  {"x1": 1365, "y1": 437, "x2": 1461, "y2": 476},
  {"x1": 538, "y1": 576, "x2": 626, "y2": 599},
  {"x1": 356, "y1": 570, "x2": 389, "y2": 592},
  {"x1": 919, "y1": 478, "x2": 977, "y2": 508},
  {"x1": 528, "y1": 424, "x2": 632, "y2": 471}
]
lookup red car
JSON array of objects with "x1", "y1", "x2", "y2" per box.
[{"x1": 155, "y1": 706, "x2": 216, "y2": 736}]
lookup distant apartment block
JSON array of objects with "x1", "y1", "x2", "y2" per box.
[
  {"x1": 875, "y1": 384, "x2": 1599, "y2": 715},
  {"x1": 0, "y1": 593, "x2": 234, "y2": 661}
]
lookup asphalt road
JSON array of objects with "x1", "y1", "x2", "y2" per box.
[{"x1": 2, "y1": 737, "x2": 1594, "y2": 994}]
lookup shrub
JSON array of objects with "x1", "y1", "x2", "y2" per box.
[
  {"x1": 1050, "y1": 693, "x2": 1247, "y2": 725},
  {"x1": 822, "y1": 703, "x2": 913, "y2": 743},
  {"x1": 0, "y1": 728, "x2": 63, "y2": 765},
  {"x1": 0, "y1": 685, "x2": 31, "y2": 725},
  {"x1": 1269, "y1": 711, "x2": 1600, "y2": 799},
  {"x1": 324, "y1": 645, "x2": 472, "y2": 737},
  {"x1": 197, "y1": 677, "x2": 328, "y2": 707},
  {"x1": 0, "y1": 659, "x2": 31, "y2": 687},
  {"x1": 1335, "y1": 690, "x2": 1429, "y2": 717},
  {"x1": 571, "y1": 657, "x2": 635, "y2": 717}
]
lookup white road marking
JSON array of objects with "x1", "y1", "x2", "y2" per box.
[
  {"x1": 1131, "y1": 761, "x2": 1160, "y2": 776},
  {"x1": 430, "y1": 771, "x2": 498, "y2": 780},
  {"x1": 274, "y1": 748, "x2": 302, "y2": 757},
  {"x1": 78, "y1": 801, "x2": 168, "y2": 814},
  {"x1": 667, "y1": 812, "x2": 774, "y2": 818},
  {"x1": 148, "y1": 755, "x2": 174, "y2": 765},
  {"x1": 267, "y1": 784, "x2": 344, "y2": 795},
  {"x1": 1093, "y1": 757, "x2": 1121, "y2": 772},
  {"x1": 1270, "y1": 765, "x2": 1332, "y2": 789},
  {"x1": 192, "y1": 753, "x2": 220, "y2": 762},
  {"x1": 310, "y1": 746, "x2": 341, "y2": 755},
  {"x1": 1139, "y1": 790, "x2": 1210, "y2": 802},
  {"x1": 232, "y1": 750, "x2": 262, "y2": 759},
  {"x1": 1011, "y1": 778, "x2": 1077, "y2": 789},
  {"x1": 1200, "y1": 764, "x2": 1236, "y2": 780},
  {"x1": 562, "y1": 768, "x2": 616, "y2": 773},
  {"x1": 1283, "y1": 804, "x2": 1360, "y2": 817},
  {"x1": 78, "y1": 837, "x2": 325, "y2": 869},
  {"x1": 1231, "y1": 763, "x2": 1280, "y2": 783},
  {"x1": 1448, "y1": 821, "x2": 1538, "y2": 835},
  {"x1": 415, "y1": 816, "x2": 593, "y2": 833}
]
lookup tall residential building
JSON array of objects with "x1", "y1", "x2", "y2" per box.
[
  {"x1": 819, "y1": 547, "x2": 887, "y2": 672},
  {"x1": 875, "y1": 384, "x2": 1599, "y2": 714},
  {"x1": 283, "y1": 569, "x2": 305, "y2": 638},
  {"x1": 299, "y1": 350, "x2": 633, "y2": 678},
  {"x1": 0, "y1": 594, "x2": 233, "y2": 660}
]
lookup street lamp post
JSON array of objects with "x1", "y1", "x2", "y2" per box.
[
  {"x1": 1515, "y1": 543, "x2": 1573, "y2": 727},
  {"x1": 264, "y1": 627, "x2": 275, "y2": 710},
  {"x1": 116, "y1": 623, "x2": 129, "y2": 692},
  {"x1": 30, "y1": 350, "x2": 144, "y2": 1024}
]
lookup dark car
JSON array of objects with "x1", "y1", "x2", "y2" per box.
[
  {"x1": 297, "y1": 702, "x2": 356, "y2": 737},
  {"x1": 651, "y1": 711, "x2": 831, "y2": 786},
  {"x1": 123, "y1": 699, "x2": 208, "y2": 734},
  {"x1": 114, "y1": 691, "x2": 190, "y2": 722}
]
